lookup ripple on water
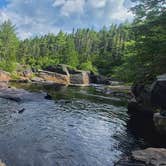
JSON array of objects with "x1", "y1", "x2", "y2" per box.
[{"x1": 0, "y1": 94, "x2": 131, "y2": 166}]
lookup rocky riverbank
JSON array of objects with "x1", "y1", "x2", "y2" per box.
[
  {"x1": 126, "y1": 74, "x2": 166, "y2": 166},
  {"x1": 128, "y1": 74, "x2": 166, "y2": 135},
  {"x1": 2, "y1": 67, "x2": 166, "y2": 166},
  {"x1": 9, "y1": 64, "x2": 90, "y2": 86}
]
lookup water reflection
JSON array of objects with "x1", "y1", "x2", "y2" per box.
[{"x1": 0, "y1": 85, "x2": 144, "y2": 166}]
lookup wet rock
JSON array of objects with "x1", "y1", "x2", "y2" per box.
[
  {"x1": 44, "y1": 93, "x2": 52, "y2": 100},
  {"x1": 0, "y1": 70, "x2": 11, "y2": 82},
  {"x1": 0, "y1": 87, "x2": 45, "y2": 102},
  {"x1": 132, "y1": 148, "x2": 166, "y2": 166},
  {"x1": 18, "y1": 108, "x2": 25, "y2": 114},
  {"x1": 153, "y1": 113, "x2": 166, "y2": 134}
]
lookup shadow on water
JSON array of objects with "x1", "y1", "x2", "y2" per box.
[{"x1": 0, "y1": 83, "x2": 165, "y2": 166}]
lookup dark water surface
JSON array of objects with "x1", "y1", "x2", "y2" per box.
[{"x1": 0, "y1": 84, "x2": 152, "y2": 166}]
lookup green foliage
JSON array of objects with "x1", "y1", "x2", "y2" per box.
[
  {"x1": 130, "y1": 0, "x2": 166, "y2": 82},
  {"x1": 16, "y1": 24, "x2": 131, "y2": 75},
  {"x1": 80, "y1": 61, "x2": 97, "y2": 73},
  {"x1": 0, "y1": 0, "x2": 165, "y2": 84},
  {"x1": 0, "y1": 20, "x2": 19, "y2": 72}
]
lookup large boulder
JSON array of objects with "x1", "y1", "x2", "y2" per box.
[
  {"x1": 128, "y1": 74, "x2": 166, "y2": 136},
  {"x1": 131, "y1": 74, "x2": 166, "y2": 113},
  {"x1": 151, "y1": 74, "x2": 166, "y2": 110},
  {"x1": 0, "y1": 70, "x2": 11, "y2": 82},
  {"x1": 132, "y1": 148, "x2": 166, "y2": 166},
  {"x1": 44, "y1": 64, "x2": 70, "y2": 77},
  {"x1": 70, "y1": 70, "x2": 90, "y2": 85},
  {"x1": 43, "y1": 65, "x2": 90, "y2": 86},
  {"x1": 37, "y1": 70, "x2": 70, "y2": 85}
]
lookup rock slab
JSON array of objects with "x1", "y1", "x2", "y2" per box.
[{"x1": 132, "y1": 148, "x2": 166, "y2": 166}]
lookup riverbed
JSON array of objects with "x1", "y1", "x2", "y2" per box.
[{"x1": 0, "y1": 84, "x2": 160, "y2": 166}]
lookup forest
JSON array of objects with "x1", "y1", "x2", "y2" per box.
[{"x1": 0, "y1": 0, "x2": 165, "y2": 83}]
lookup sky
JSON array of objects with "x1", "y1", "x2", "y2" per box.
[{"x1": 0, "y1": 0, "x2": 134, "y2": 39}]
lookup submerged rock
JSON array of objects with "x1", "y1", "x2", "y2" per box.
[
  {"x1": 44, "y1": 93, "x2": 52, "y2": 100},
  {"x1": 18, "y1": 108, "x2": 25, "y2": 114},
  {"x1": 132, "y1": 148, "x2": 166, "y2": 166},
  {"x1": 0, "y1": 87, "x2": 45, "y2": 102}
]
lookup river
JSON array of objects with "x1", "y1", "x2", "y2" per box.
[{"x1": 0, "y1": 84, "x2": 158, "y2": 166}]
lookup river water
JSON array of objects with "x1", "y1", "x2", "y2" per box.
[{"x1": 0, "y1": 84, "x2": 155, "y2": 166}]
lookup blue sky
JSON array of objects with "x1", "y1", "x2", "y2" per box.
[
  {"x1": 0, "y1": 0, "x2": 134, "y2": 39},
  {"x1": 0, "y1": 0, "x2": 7, "y2": 7}
]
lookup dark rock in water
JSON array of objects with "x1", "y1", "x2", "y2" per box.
[
  {"x1": 151, "y1": 74, "x2": 166, "y2": 111},
  {"x1": 18, "y1": 108, "x2": 25, "y2": 114},
  {"x1": 132, "y1": 148, "x2": 166, "y2": 166},
  {"x1": 45, "y1": 94, "x2": 52, "y2": 100}
]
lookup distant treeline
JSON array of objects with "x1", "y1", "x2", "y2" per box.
[{"x1": 0, "y1": 0, "x2": 165, "y2": 83}]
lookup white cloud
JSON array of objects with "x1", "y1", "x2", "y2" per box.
[
  {"x1": 0, "y1": 0, "x2": 133, "y2": 39},
  {"x1": 52, "y1": 0, "x2": 66, "y2": 7},
  {"x1": 59, "y1": 0, "x2": 85, "y2": 16},
  {"x1": 0, "y1": 10, "x2": 10, "y2": 23},
  {"x1": 88, "y1": 0, "x2": 106, "y2": 8}
]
